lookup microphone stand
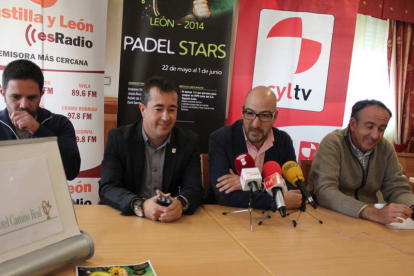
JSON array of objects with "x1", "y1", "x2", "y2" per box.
[
  {"x1": 286, "y1": 193, "x2": 323, "y2": 227},
  {"x1": 258, "y1": 192, "x2": 276, "y2": 226},
  {"x1": 222, "y1": 184, "x2": 257, "y2": 232},
  {"x1": 258, "y1": 190, "x2": 296, "y2": 227}
]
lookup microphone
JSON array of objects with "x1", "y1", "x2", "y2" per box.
[
  {"x1": 263, "y1": 161, "x2": 287, "y2": 217},
  {"x1": 234, "y1": 153, "x2": 261, "y2": 194},
  {"x1": 281, "y1": 161, "x2": 317, "y2": 209}
]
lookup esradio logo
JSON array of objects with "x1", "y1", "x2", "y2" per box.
[
  {"x1": 298, "y1": 141, "x2": 319, "y2": 161},
  {"x1": 25, "y1": 24, "x2": 93, "y2": 48},
  {"x1": 30, "y1": 0, "x2": 58, "y2": 8},
  {"x1": 252, "y1": 10, "x2": 334, "y2": 112}
]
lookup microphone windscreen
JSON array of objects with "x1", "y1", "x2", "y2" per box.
[
  {"x1": 262, "y1": 161, "x2": 282, "y2": 178},
  {"x1": 234, "y1": 153, "x2": 255, "y2": 175},
  {"x1": 281, "y1": 161, "x2": 305, "y2": 185}
]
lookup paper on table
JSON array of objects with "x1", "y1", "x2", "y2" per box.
[
  {"x1": 76, "y1": 260, "x2": 157, "y2": 276},
  {"x1": 386, "y1": 218, "x2": 414, "y2": 230},
  {"x1": 374, "y1": 203, "x2": 414, "y2": 230}
]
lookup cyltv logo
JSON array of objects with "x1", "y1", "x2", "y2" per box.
[
  {"x1": 298, "y1": 141, "x2": 319, "y2": 161},
  {"x1": 252, "y1": 10, "x2": 334, "y2": 112},
  {"x1": 267, "y1": 17, "x2": 321, "y2": 74}
]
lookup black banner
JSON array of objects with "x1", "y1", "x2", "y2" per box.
[{"x1": 118, "y1": 0, "x2": 234, "y2": 153}]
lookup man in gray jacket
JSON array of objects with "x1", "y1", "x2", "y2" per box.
[{"x1": 309, "y1": 100, "x2": 414, "y2": 224}]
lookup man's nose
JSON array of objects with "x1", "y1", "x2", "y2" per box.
[
  {"x1": 371, "y1": 128, "x2": 379, "y2": 140},
  {"x1": 161, "y1": 110, "x2": 169, "y2": 121},
  {"x1": 252, "y1": 115, "x2": 261, "y2": 127},
  {"x1": 19, "y1": 98, "x2": 29, "y2": 109}
]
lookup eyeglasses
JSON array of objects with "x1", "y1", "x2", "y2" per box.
[{"x1": 242, "y1": 109, "x2": 277, "y2": 122}]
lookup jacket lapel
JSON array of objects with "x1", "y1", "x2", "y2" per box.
[
  {"x1": 132, "y1": 121, "x2": 145, "y2": 193},
  {"x1": 36, "y1": 107, "x2": 50, "y2": 123},
  {"x1": 264, "y1": 127, "x2": 278, "y2": 163},
  {"x1": 0, "y1": 109, "x2": 17, "y2": 140},
  {"x1": 163, "y1": 129, "x2": 178, "y2": 192},
  {"x1": 233, "y1": 120, "x2": 248, "y2": 158}
]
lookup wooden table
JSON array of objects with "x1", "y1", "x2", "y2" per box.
[
  {"x1": 50, "y1": 205, "x2": 414, "y2": 276},
  {"x1": 52, "y1": 205, "x2": 270, "y2": 276},
  {"x1": 203, "y1": 205, "x2": 414, "y2": 276}
]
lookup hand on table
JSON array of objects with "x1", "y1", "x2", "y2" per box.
[
  {"x1": 143, "y1": 190, "x2": 183, "y2": 222},
  {"x1": 216, "y1": 169, "x2": 241, "y2": 194},
  {"x1": 360, "y1": 203, "x2": 413, "y2": 224},
  {"x1": 284, "y1": 190, "x2": 302, "y2": 209}
]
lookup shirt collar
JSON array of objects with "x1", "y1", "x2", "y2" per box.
[
  {"x1": 243, "y1": 127, "x2": 274, "y2": 150},
  {"x1": 141, "y1": 126, "x2": 171, "y2": 150},
  {"x1": 348, "y1": 129, "x2": 373, "y2": 158}
]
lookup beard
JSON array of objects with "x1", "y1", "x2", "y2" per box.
[
  {"x1": 247, "y1": 127, "x2": 266, "y2": 143},
  {"x1": 17, "y1": 107, "x2": 37, "y2": 118}
]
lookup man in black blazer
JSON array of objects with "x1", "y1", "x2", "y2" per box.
[
  {"x1": 99, "y1": 76, "x2": 203, "y2": 222},
  {"x1": 207, "y1": 86, "x2": 302, "y2": 209}
]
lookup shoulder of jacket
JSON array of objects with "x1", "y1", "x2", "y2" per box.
[{"x1": 173, "y1": 125, "x2": 199, "y2": 144}]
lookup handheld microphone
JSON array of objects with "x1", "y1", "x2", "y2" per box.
[
  {"x1": 281, "y1": 161, "x2": 317, "y2": 209},
  {"x1": 234, "y1": 153, "x2": 261, "y2": 194},
  {"x1": 263, "y1": 161, "x2": 287, "y2": 217}
]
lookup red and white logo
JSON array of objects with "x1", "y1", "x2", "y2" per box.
[
  {"x1": 30, "y1": 0, "x2": 58, "y2": 8},
  {"x1": 252, "y1": 10, "x2": 334, "y2": 112},
  {"x1": 298, "y1": 141, "x2": 319, "y2": 161}
]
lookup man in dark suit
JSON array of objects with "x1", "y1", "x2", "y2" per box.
[
  {"x1": 208, "y1": 86, "x2": 302, "y2": 209},
  {"x1": 99, "y1": 76, "x2": 203, "y2": 222}
]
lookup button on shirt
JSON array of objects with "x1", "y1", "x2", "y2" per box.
[
  {"x1": 243, "y1": 128, "x2": 275, "y2": 173},
  {"x1": 139, "y1": 128, "x2": 170, "y2": 199}
]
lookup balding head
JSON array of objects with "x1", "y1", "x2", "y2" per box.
[
  {"x1": 244, "y1": 86, "x2": 277, "y2": 109},
  {"x1": 242, "y1": 86, "x2": 278, "y2": 149}
]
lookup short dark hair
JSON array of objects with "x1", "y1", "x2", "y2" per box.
[
  {"x1": 351, "y1": 99, "x2": 392, "y2": 121},
  {"x1": 141, "y1": 76, "x2": 178, "y2": 106},
  {"x1": 2, "y1": 59, "x2": 44, "y2": 93}
]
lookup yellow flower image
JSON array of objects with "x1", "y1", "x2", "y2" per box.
[{"x1": 108, "y1": 267, "x2": 129, "y2": 276}]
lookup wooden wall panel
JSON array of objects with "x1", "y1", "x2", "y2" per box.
[
  {"x1": 104, "y1": 97, "x2": 118, "y2": 146},
  {"x1": 397, "y1": 152, "x2": 414, "y2": 189}
]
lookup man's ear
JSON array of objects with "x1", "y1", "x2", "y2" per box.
[
  {"x1": 0, "y1": 86, "x2": 5, "y2": 98},
  {"x1": 349, "y1": 117, "x2": 356, "y2": 131},
  {"x1": 272, "y1": 110, "x2": 279, "y2": 123},
  {"x1": 139, "y1": 103, "x2": 146, "y2": 116}
]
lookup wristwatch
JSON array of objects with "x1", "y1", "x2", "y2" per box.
[
  {"x1": 175, "y1": 196, "x2": 189, "y2": 212},
  {"x1": 133, "y1": 199, "x2": 145, "y2": 217},
  {"x1": 410, "y1": 205, "x2": 414, "y2": 219}
]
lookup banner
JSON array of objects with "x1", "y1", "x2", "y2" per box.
[
  {"x1": 118, "y1": 0, "x2": 234, "y2": 152},
  {"x1": 229, "y1": 0, "x2": 359, "y2": 160},
  {"x1": 0, "y1": 0, "x2": 107, "y2": 204}
]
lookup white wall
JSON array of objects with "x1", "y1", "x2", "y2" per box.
[{"x1": 104, "y1": 0, "x2": 123, "y2": 98}]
